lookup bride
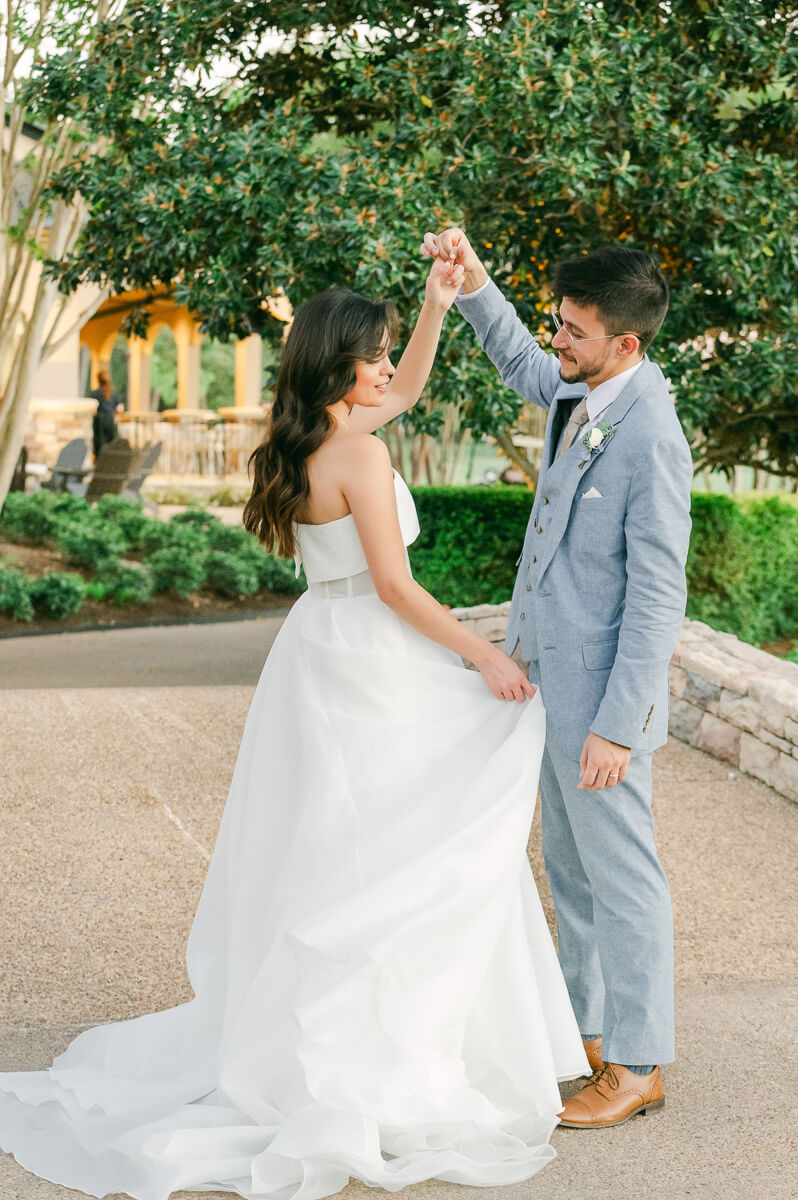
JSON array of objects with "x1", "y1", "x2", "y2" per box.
[{"x1": 0, "y1": 253, "x2": 588, "y2": 1200}]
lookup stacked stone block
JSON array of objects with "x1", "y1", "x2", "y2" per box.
[
  {"x1": 24, "y1": 399, "x2": 96, "y2": 467},
  {"x1": 670, "y1": 619, "x2": 798, "y2": 803}
]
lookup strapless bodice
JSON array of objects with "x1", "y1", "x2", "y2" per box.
[{"x1": 293, "y1": 469, "x2": 420, "y2": 583}]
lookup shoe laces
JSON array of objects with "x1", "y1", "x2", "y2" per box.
[{"x1": 590, "y1": 1062, "x2": 620, "y2": 1097}]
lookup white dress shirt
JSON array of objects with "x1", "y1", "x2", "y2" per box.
[{"x1": 584, "y1": 359, "x2": 643, "y2": 423}]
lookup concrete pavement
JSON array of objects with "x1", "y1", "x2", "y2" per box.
[
  {"x1": 0, "y1": 621, "x2": 796, "y2": 1200},
  {"x1": 0, "y1": 616, "x2": 290, "y2": 688}
]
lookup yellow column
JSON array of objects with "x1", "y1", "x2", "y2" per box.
[
  {"x1": 88, "y1": 349, "x2": 104, "y2": 390},
  {"x1": 234, "y1": 333, "x2": 263, "y2": 407},
  {"x1": 127, "y1": 337, "x2": 152, "y2": 413},
  {"x1": 174, "y1": 312, "x2": 203, "y2": 409}
]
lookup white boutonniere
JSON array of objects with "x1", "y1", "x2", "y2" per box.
[{"x1": 578, "y1": 421, "x2": 616, "y2": 469}]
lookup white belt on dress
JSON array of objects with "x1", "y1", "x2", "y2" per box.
[{"x1": 307, "y1": 568, "x2": 379, "y2": 598}]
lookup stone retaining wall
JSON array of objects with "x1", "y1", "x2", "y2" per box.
[
  {"x1": 451, "y1": 604, "x2": 798, "y2": 805},
  {"x1": 25, "y1": 398, "x2": 96, "y2": 467}
]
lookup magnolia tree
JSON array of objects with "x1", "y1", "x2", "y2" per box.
[{"x1": 2, "y1": 0, "x2": 796, "y2": 502}]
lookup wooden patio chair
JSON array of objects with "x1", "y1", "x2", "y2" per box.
[
  {"x1": 74, "y1": 438, "x2": 137, "y2": 500},
  {"x1": 122, "y1": 441, "x2": 162, "y2": 501},
  {"x1": 41, "y1": 438, "x2": 90, "y2": 492}
]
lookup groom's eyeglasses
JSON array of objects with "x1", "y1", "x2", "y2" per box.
[{"x1": 549, "y1": 306, "x2": 623, "y2": 348}]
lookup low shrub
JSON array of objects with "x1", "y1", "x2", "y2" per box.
[
  {"x1": 100, "y1": 563, "x2": 155, "y2": 607},
  {"x1": 256, "y1": 552, "x2": 305, "y2": 594},
  {"x1": 205, "y1": 524, "x2": 256, "y2": 555},
  {"x1": 94, "y1": 495, "x2": 154, "y2": 547},
  {"x1": 170, "y1": 509, "x2": 226, "y2": 537},
  {"x1": 148, "y1": 547, "x2": 206, "y2": 598},
  {"x1": 28, "y1": 572, "x2": 87, "y2": 619},
  {"x1": 206, "y1": 525, "x2": 304, "y2": 595},
  {"x1": 0, "y1": 491, "x2": 62, "y2": 543},
  {"x1": 139, "y1": 521, "x2": 207, "y2": 556},
  {"x1": 50, "y1": 492, "x2": 92, "y2": 521},
  {"x1": 0, "y1": 566, "x2": 34, "y2": 621},
  {"x1": 204, "y1": 551, "x2": 260, "y2": 598},
  {"x1": 57, "y1": 519, "x2": 126, "y2": 572}
]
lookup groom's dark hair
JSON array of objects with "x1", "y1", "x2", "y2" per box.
[{"x1": 553, "y1": 246, "x2": 669, "y2": 352}]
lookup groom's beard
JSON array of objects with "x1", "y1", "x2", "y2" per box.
[{"x1": 558, "y1": 351, "x2": 610, "y2": 384}]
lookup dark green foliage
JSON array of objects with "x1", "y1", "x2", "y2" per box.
[
  {"x1": 408, "y1": 486, "x2": 533, "y2": 606},
  {"x1": 686, "y1": 495, "x2": 798, "y2": 645},
  {"x1": 204, "y1": 550, "x2": 260, "y2": 598},
  {"x1": 0, "y1": 567, "x2": 34, "y2": 621},
  {"x1": 255, "y1": 552, "x2": 305, "y2": 595},
  {"x1": 148, "y1": 547, "x2": 207, "y2": 598},
  {"x1": 0, "y1": 491, "x2": 63, "y2": 543},
  {"x1": 139, "y1": 520, "x2": 207, "y2": 556},
  {"x1": 170, "y1": 508, "x2": 226, "y2": 536},
  {"x1": 98, "y1": 563, "x2": 155, "y2": 606},
  {"x1": 57, "y1": 519, "x2": 126, "y2": 572},
  {"x1": 50, "y1": 492, "x2": 92, "y2": 521},
  {"x1": 205, "y1": 524, "x2": 258, "y2": 555},
  {"x1": 409, "y1": 486, "x2": 798, "y2": 646},
  {"x1": 28, "y1": 572, "x2": 87, "y2": 619},
  {"x1": 204, "y1": 524, "x2": 305, "y2": 596},
  {"x1": 94, "y1": 495, "x2": 154, "y2": 547},
  {"x1": 33, "y1": 0, "x2": 798, "y2": 478},
  {"x1": 0, "y1": 492, "x2": 94, "y2": 544}
]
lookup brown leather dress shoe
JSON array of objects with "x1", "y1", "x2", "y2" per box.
[
  {"x1": 558, "y1": 1062, "x2": 664, "y2": 1128},
  {"x1": 582, "y1": 1037, "x2": 603, "y2": 1073}
]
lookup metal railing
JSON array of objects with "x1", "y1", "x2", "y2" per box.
[{"x1": 117, "y1": 410, "x2": 269, "y2": 477}]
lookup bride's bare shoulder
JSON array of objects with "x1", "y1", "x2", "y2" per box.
[
  {"x1": 311, "y1": 432, "x2": 391, "y2": 482},
  {"x1": 337, "y1": 432, "x2": 392, "y2": 473}
]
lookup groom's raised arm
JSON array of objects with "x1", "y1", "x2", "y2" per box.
[{"x1": 422, "y1": 227, "x2": 562, "y2": 412}]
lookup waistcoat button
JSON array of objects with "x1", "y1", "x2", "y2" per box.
[
  {"x1": 520, "y1": 612, "x2": 526, "y2": 621},
  {"x1": 526, "y1": 583, "x2": 532, "y2": 591}
]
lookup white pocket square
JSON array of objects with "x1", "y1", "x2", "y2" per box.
[{"x1": 582, "y1": 487, "x2": 603, "y2": 500}]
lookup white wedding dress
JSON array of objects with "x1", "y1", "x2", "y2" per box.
[{"x1": 0, "y1": 468, "x2": 588, "y2": 1200}]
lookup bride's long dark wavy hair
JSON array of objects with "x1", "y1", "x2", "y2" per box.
[{"x1": 243, "y1": 287, "x2": 399, "y2": 558}]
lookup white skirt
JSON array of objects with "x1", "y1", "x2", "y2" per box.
[{"x1": 0, "y1": 584, "x2": 588, "y2": 1200}]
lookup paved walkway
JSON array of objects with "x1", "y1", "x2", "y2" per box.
[
  {"x1": 0, "y1": 616, "x2": 289, "y2": 688},
  {"x1": 0, "y1": 620, "x2": 796, "y2": 1200}
]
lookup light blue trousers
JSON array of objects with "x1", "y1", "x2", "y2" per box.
[{"x1": 538, "y1": 733, "x2": 675, "y2": 1067}]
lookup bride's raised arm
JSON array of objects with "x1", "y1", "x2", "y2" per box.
[{"x1": 347, "y1": 254, "x2": 464, "y2": 434}]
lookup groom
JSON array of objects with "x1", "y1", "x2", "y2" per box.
[{"x1": 421, "y1": 228, "x2": 692, "y2": 1127}]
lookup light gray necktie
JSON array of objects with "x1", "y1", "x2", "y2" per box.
[{"x1": 558, "y1": 397, "x2": 590, "y2": 457}]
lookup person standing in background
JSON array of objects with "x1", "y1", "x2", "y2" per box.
[{"x1": 89, "y1": 370, "x2": 124, "y2": 459}]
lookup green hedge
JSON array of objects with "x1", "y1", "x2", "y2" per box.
[
  {"x1": 408, "y1": 486, "x2": 532, "y2": 606},
  {"x1": 686, "y1": 494, "x2": 798, "y2": 645},
  {"x1": 3, "y1": 488, "x2": 797, "y2": 645},
  {"x1": 408, "y1": 486, "x2": 798, "y2": 646}
]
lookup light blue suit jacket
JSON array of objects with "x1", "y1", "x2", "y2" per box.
[{"x1": 456, "y1": 280, "x2": 693, "y2": 757}]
